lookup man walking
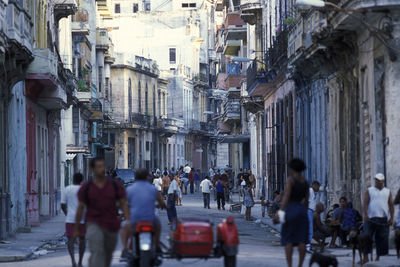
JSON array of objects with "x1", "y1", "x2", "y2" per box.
[
  {"x1": 307, "y1": 181, "x2": 320, "y2": 252},
  {"x1": 200, "y1": 176, "x2": 213, "y2": 209},
  {"x1": 162, "y1": 171, "x2": 170, "y2": 199},
  {"x1": 362, "y1": 173, "x2": 394, "y2": 263},
  {"x1": 74, "y1": 158, "x2": 130, "y2": 267},
  {"x1": 189, "y1": 168, "x2": 195, "y2": 194},
  {"x1": 167, "y1": 174, "x2": 179, "y2": 223},
  {"x1": 215, "y1": 177, "x2": 226, "y2": 210},
  {"x1": 61, "y1": 173, "x2": 86, "y2": 267}
]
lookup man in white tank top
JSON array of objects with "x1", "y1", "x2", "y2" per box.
[{"x1": 362, "y1": 173, "x2": 394, "y2": 263}]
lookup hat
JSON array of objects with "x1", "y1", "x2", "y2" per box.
[{"x1": 374, "y1": 173, "x2": 385, "y2": 181}]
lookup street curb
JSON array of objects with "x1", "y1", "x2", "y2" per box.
[{"x1": 0, "y1": 231, "x2": 65, "y2": 263}]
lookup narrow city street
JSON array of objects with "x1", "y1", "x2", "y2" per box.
[
  {"x1": 0, "y1": 192, "x2": 285, "y2": 267},
  {"x1": 1, "y1": 192, "x2": 399, "y2": 267}
]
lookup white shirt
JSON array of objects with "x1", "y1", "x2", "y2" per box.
[
  {"x1": 184, "y1": 166, "x2": 191, "y2": 174},
  {"x1": 308, "y1": 187, "x2": 317, "y2": 211},
  {"x1": 153, "y1": 178, "x2": 162, "y2": 191},
  {"x1": 241, "y1": 180, "x2": 246, "y2": 186},
  {"x1": 200, "y1": 179, "x2": 213, "y2": 193},
  {"x1": 209, "y1": 168, "x2": 215, "y2": 177},
  {"x1": 168, "y1": 179, "x2": 179, "y2": 194},
  {"x1": 61, "y1": 184, "x2": 85, "y2": 224},
  {"x1": 367, "y1": 186, "x2": 390, "y2": 218}
]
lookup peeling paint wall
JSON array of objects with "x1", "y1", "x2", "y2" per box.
[{"x1": 8, "y1": 82, "x2": 27, "y2": 233}]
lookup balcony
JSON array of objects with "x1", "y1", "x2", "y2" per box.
[
  {"x1": 240, "y1": 0, "x2": 262, "y2": 25},
  {"x1": 132, "y1": 113, "x2": 150, "y2": 128},
  {"x1": 96, "y1": 28, "x2": 109, "y2": 51},
  {"x1": 225, "y1": 13, "x2": 247, "y2": 41},
  {"x1": 6, "y1": 1, "x2": 33, "y2": 52},
  {"x1": 27, "y1": 48, "x2": 58, "y2": 79},
  {"x1": 54, "y1": 0, "x2": 77, "y2": 22},
  {"x1": 26, "y1": 49, "x2": 70, "y2": 109},
  {"x1": 223, "y1": 98, "x2": 241, "y2": 124},
  {"x1": 246, "y1": 58, "x2": 268, "y2": 96},
  {"x1": 71, "y1": 8, "x2": 90, "y2": 35},
  {"x1": 215, "y1": 0, "x2": 223, "y2": 11},
  {"x1": 157, "y1": 117, "x2": 178, "y2": 137},
  {"x1": 226, "y1": 63, "x2": 245, "y2": 91},
  {"x1": 223, "y1": 40, "x2": 241, "y2": 56}
]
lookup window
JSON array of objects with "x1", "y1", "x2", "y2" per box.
[
  {"x1": 189, "y1": 3, "x2": 196, "y2": 7},
  {"x1": 182, "y1": 3, "x2": 188, "y2": 7},
  {"x1": 115, "y1": 3, "x2": 120, "y2": 13},
  {"x1": 128, "y1": 79, "x2": 132, "y2": 121},
  {"x1": 145, "y1": 83, "x2": 149, "y2": 114},
  {"x1": 98, "y1": 66, "x2": 102, "y2": 92},
  {"x1": 169, "y1": 48, "x2": 176, "y2": 64},
  {"x1": 138, "y1": 81, "x2": 142, "y2": 113},
  {"x1": 145, "y1": 2, "x2": 150, "y2": 11},
  {"x1": 133, "y1": 3, "x2": 138, "y2": 12},
  {"x1": 105, "y1": 77, "x2": 109, "y2": 99},
  {"x1": 146, "y1": 141, "x2": 150, "y2": 151},
  {"x1": 72, "y1": 106, "x2": 79, "y2": 133},
  {"x1": 153, "y1": 85, "x2": 156, "y2": 117}
]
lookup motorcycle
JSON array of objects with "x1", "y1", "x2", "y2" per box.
[{"x1": 129, "y1": 221, "x2": 161, "y2": 267}]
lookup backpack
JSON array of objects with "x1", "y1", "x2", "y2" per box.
[{"x1": 85, "y1": 179, "x2": 120, "y2": 206}]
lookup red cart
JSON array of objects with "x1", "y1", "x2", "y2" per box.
[{"x1": 129, "y1": 217, "x2": 239, "y2": 267}]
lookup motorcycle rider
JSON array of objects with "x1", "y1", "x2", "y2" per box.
[{"x1": 126, "y1": 168, "x2": 168, "y2": 254}]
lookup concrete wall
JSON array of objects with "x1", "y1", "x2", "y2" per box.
[{"x1": 8, "y1": 82, "x2": 27, "y2": 233}]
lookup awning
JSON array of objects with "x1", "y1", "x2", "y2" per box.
[
  {"x1": 219, "y1": 134, "x2": 250, "y2": 143},
  {"x1": 66, "y1": 153, "x2": 76, "y2": 161},
  {"x1": 66, "y1": 146, "x2": 90, "y2": 154}
]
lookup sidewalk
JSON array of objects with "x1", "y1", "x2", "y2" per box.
[
  {"x1": 246, "y1": 201, "x2": 400, "y2": 267},
  {"x1": 0, "y1": 215, "x2": 65, "y2": 262}
]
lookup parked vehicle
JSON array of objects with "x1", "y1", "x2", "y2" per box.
[{"x1": 115, "y1": 169, "x2": 135, "y2": 187}]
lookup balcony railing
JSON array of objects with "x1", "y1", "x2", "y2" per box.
[
  {"x1": 246, "y1": 58, "x2": 267, "y2": 94},
  {"x1": 227, "y1": 63, "x2": 242, "y2": 75},
  {"x1": 132, "y1": 113, "x2": 150, "y2": 127},
  {"x1": 225, "y1": 12, "x2": 246, "y2": 28},
  {"x1": 266, "y1": 29, "x2": 288, "y2": 70},
  {"x1": 6, "y1": 1, "x2": 33, "y2": 52},
  {"x1": 96, "y1": 28, "x2": 109, "y2": 50}
]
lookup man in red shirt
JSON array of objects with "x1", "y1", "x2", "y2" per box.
[{"x1": 74, "y1": 158, "x2": 130, "y2": 267}]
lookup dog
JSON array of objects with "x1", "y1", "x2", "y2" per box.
[
  {"x1": 348, "y1": 227, "x2": 373, "y2": 267},
  {"x1": 395, "y1": 228, "x2": 400, "y2": 259},
  {"x1": 309, "y1": 252, "x2": 338, "y2": 267}
]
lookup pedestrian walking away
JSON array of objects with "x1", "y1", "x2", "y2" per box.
[
  {"x1": 307, "y1": 181, "x2": 320, "y2": 252},
  {"x1": 162, "y1": 172, "x2": 170, "y2": 199},
  {"x1": 189, "y1": 168, "x2": 195, "y2": 194},
  {"x1": 61, "y1": 173, "x2": 86, "y2": 267},
  {"x1": 362, "y1": 173, "x2": 394, "y2": 263},
  {"x1": 167, "y1": 174, "x2": 179, "y2": 223},
  {"x1": 275, "y1": 158, "x2": 309, "y2": 267},
  {"x1": 74, "y1": 157, "x2": 130, "y2": 267},
  {"x1": 243, "y1": 184, "x2": 254, "y2": 220},
  {"x1": 215, "y1": 177, "x2": 225, "y2": 210},
  {"x1": 153, "y1": 174, "x2": 163, "y2": 193},
  {"x1": 200, "y1": 176, "x2": 213, "y2": 209},
  {"x1": 194, "y1": 169, "x2": 201, "y2": 192}
]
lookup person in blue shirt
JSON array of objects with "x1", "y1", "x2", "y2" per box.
[
  {"x1": 215, "y1": 176, "x2": 226, "y2": 210},
  {"x1": 125, "y1": 168, "x2": 167, "y2": 256}
]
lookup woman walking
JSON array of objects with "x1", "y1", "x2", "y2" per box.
[
  {"x1": 276, "y1": 158, "x2": 309, "y2": 267},
  {"x1": 243, "y1": 184, "x2": 254, "y2": 221}
]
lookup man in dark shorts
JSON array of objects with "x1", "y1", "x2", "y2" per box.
[
  {"x1": 74, "y1": 158, "x2": 130, "y2": 267},
  {"x1": 61, "y1": 173, "x2": 86, "y2": 267}
]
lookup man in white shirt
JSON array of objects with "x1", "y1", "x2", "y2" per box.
[
  {"x1": 200, "y1": 176, "x2": 213, "y2": 209},
  {"x1": 183, "y1": 164, "x2": 191, "y2": 176},
  {"x1": 153, "y1": 175, "x2": 162, "y2": 193},
  {"x1": 61, "y1": 173, "x2": 86, "y2": 267},
  {"x1": 362, "y1": 173, "x2": 394, "y2": 262},
  {"x1": 167, "y1": 175, "x2": 179, "y2": 223},
  {"x1": 307, "y1": 181, "x2": 320, "y2": 252}
]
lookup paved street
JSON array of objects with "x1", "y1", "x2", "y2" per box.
[{"x1": 1, "y1": 192, "x2": 399, "y2": 267}]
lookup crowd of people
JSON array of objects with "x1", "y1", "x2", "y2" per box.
[{"x1": 272, "y1": 158, "x2": 400, "y2": 267}]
